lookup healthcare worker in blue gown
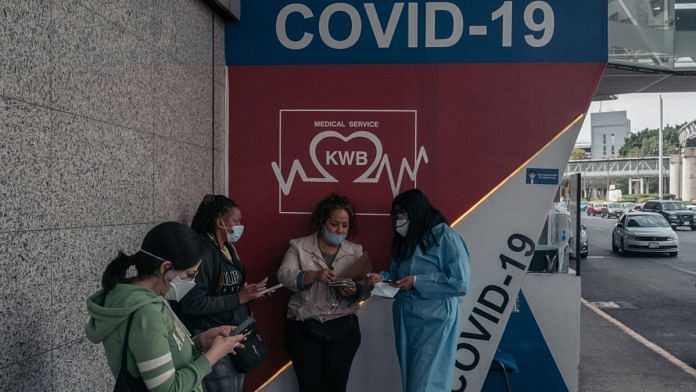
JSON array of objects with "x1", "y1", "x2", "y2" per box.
[{"x1": 367, "y1": 189, "x2": 470, "y2": 392}]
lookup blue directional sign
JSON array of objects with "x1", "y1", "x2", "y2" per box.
[{"x1": 526, "y1": 168, "x2": 559, "y2": 185}]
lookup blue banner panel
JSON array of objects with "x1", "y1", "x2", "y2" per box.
[
  {"x1": 226, "y1": 0, "x2": 607, "y2": 65},
  {"x1": 526, "y1": 168, "x2": 560, "y2": 185}
]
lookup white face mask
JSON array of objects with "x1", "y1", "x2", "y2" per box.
[
  {"x1": 226, "y1": 225, "x2": 244, "y2": 243},
  {"x1": 395, "y1": 219, "x2": 410, "y2": 237},
  {"x1": 165, "y1": 274, "x2": 196, "y2": 301}
]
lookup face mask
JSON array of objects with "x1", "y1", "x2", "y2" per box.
[
  {"x1": 141, "y1": 250, "x2": 195, "y2": 301},
  {"x1": 395, "y1": 219, "x2": 410, "y2": 237},
  {"x1": 164, "y1": 273, "x2": 196, "y2": 301},
  {"x1": 226, "y1": 225, "x2": 244, "y2": 243},
  {"x1": 322, "y1": 227, "x2": 346, "y2": 246}
]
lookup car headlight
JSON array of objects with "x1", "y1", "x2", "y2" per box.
[
  {"x1": 668, "y1": 235, "x2": 678, "y2": 241},
  {"x1": 669, "y1": 214, "x2": 679, "y2": 220},
  {"x1": 625, "y1": 233, "x2": 636, "y2": 240}
]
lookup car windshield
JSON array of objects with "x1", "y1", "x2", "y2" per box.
[
  {"x1": 623, "y1": 203, "x2": 635, "y2": 208},
  {"x1": 608, "y1": 203, "x2": 622, "y2": 208},
  {"x1": 626, "y1": 215, "x2": 670, "y2": 228},
  {"x1": 662, "y1": 202, "x2": 686, "y2": 210}
]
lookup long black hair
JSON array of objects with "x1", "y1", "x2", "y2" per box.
[
  {"x1": 391, "y1": 189, "x2": 447, "y2": 262},
  {"x1": 310, "y1": 193, "x2": 358, "y2": 236},
  {"x1": 191, "y1": 194, "x2": 239, "y2": 235},
  {"x1": 101, "y1": 222, "x2": 206, "y2": 293}
]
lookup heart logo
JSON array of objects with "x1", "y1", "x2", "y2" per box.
[{"x1": 309, "y1": 130, "x2": 384, "y2": 183}]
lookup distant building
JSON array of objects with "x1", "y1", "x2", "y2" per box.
[{"x1": 591, "y1": 111, "x2": 630, "y2": 159}]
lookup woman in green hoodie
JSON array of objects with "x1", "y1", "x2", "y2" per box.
[{"x1": 86, "y1": 222, "x2": 246, "y2": 392}]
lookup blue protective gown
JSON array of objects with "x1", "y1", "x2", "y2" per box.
[{"x1": 381, "y1": 223, "x2": 470, "y2": 392}]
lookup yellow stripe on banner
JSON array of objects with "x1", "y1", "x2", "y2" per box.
[
  {"x1": 450, "y1": 113, "x2": 585, "y2": 228},
  {"x1": 255, "y1": 361, "x2": 294, "y2": 392}
]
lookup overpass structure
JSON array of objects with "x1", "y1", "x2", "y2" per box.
[
  {"x1": 678, "y1": 119, "x2": 696, "y2": 146},
  {"x1": 670, "y1": 120, "x2": 696, "y2": 201},
  {"x1": 567, "y1": 156, "x2": 669, "y2": 178},
  {"x1": 566, "y1": 156, "x2": 669, "y2": 196}
]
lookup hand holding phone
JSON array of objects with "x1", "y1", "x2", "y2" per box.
[
  {"x1": 256, "y1": 283, "x2": 283, "y2": 297},
  {"x1": 231, "y1": 317, "x2": 256, "y2": 336}
]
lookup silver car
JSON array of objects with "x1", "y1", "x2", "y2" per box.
[
  {"x1": 602, "y1": 202, "x2": 625, "y2": 218},
  {"x1": 612, "y1": 212, "x2": 679, "y2": 257}
]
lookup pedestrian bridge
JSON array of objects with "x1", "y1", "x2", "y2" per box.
[
  {"x1": 678, "y1": 120, "x2": 696, "y2": 146},
  {"x1": 566, "y1": 157, "x2": 669, "y2": 179}
]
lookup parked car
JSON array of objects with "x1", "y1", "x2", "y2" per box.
[
  {"x1": 601, "y1": 202, "x2": 626, "y2": 218},
  {"x1": 612, "y1": 212, "x2": 678, "y2": 256},
  {"x1": 586, "y1": 202, "x2": 605, "y2": 216},
  {"x1": 687, "y1": 204, "x2": 696, "y2": 212},
  {"x1": 622, "y1": 202, "x2": 636, "y2": 211},
  {"x1": 569, "y1": 224, "x2": 588, "y2": 259},
  {"x1": 640, "y1": 200, "x2": 696, "y2": 230}
]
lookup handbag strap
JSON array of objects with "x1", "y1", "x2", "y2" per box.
[{"x1": 120, "y1": 312, "x2": 136, "y2": 375}]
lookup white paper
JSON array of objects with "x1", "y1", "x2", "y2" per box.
[{"x1": 371, "y1": 282, "x2": 400, "y2": 298}]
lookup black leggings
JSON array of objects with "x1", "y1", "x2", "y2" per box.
[{"x1": 286, "y1": 315, "x2": 361, "y2": 392}]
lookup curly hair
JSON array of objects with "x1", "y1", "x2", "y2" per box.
[{"x1": 310, "y1": 193, "x2": 358, "y2": 236}]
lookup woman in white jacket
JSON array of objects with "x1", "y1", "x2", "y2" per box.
[{"x1": 277, "y1": 193, "x2": 366, "y2": 392}]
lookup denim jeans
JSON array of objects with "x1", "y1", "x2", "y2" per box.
[{"x1": 202, "y1": 354, "x2": 244, "y2": 392}]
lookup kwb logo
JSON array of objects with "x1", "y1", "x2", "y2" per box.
[{"x1": 271, "y1": 110, "x2": 428, "y2": 215}]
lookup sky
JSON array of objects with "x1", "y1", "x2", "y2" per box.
[{"x1": 577, "y1": 92, "x2": 696, "y2": 144}]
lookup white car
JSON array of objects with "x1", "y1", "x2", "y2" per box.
[{"x1": 612, "y1": 212, "x2": 678, "y2": 257}]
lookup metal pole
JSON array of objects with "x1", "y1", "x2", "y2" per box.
[
  {"x1": 576, "y1": 173, "x2": 582, "y2": 277},
  {"x1": 659, "y1": 95, "x2": 664, "y2": 199}
]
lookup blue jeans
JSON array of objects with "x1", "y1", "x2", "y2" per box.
[{"x1": 203, "y1": 354, "x2": 244, "y2": 392}]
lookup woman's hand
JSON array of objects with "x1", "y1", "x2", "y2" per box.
[
  {"x1": 365, "y1": 273, "x2": 383, "y2": 286},
  {"x1": 239, "y1": 283, "x2": 267, "y2": 304},
  {"x1": 310, "y1": 269, "x2": 335, "y2": 284},
  {"x1": 199, "y1": 325, "x2": 236, "y2": 349},
  {"x1": 338, "y1": 286, "x2": 357, "y2": 298},
  {"x1": 395, "y1": 275, "x2": 415, "y2": 290},
  {"x1": 204, "y1": 334, "x2": 246, "y2": 366}
]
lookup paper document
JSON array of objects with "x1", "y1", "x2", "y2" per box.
[{"x1": 371, "y1": 282, "x2": 400, "y2": 298}]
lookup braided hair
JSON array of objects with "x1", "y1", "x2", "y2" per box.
[{"x1": 191, "y1": 194, "x2": 239, "y2": 236}]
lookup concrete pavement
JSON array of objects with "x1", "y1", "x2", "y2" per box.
[{"x1": 580, "y1": 302, "x2": 696, "y2": 391}]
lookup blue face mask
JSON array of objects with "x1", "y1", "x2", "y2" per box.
[{"x1": 322, "y1": 228, "x2": 346, "y2": 246}]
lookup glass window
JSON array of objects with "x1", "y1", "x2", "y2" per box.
[
  {"x1": 627, "y1": 215, "x2": 670, "y2": 227},
  {"x1": 663, "y1": 201, "x2": 686, "y2": 210}
]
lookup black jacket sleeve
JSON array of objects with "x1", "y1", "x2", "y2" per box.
[{"x1": 179, "y1": 246, "x2": 244, "y2": 316}]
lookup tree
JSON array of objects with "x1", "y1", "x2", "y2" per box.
[
  {"x1": 570, "y1": 148, "x2": 587, "y2": 160},
  {"x1": 619, "y1": 122, "x2": 686, "y2": 157}
]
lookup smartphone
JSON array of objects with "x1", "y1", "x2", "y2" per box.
[
  {"x1": 231, "y1": 317, "x2": 256, "y2": 336},
  {"x1": 257, "y1": 283, "x2": 283, "y2": 296}
]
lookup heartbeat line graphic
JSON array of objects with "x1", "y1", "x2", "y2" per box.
[{"x1": 271, "y1": 146, "x2": 429, "y2": 197}]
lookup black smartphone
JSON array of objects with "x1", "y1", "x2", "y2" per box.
[{"x1": 231, "y1": 317, "x2": 256, "y2": 336}]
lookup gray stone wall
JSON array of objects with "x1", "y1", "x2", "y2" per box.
[{"x1": 0, "y1": 1, "x2": 227, "y2": 390}]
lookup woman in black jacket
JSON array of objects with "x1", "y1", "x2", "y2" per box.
[{"x1": 180, "y1": 194, "x2": 269, "y2": 392}]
